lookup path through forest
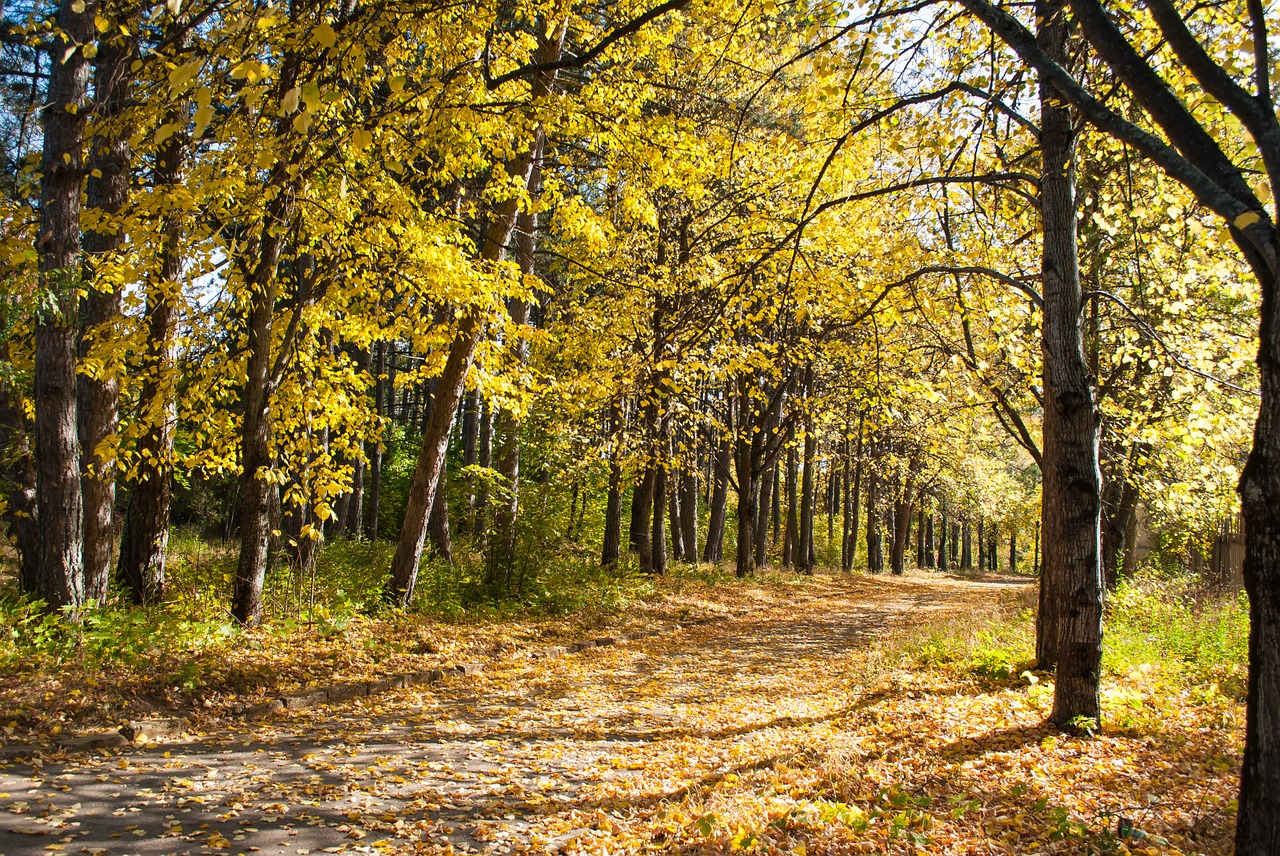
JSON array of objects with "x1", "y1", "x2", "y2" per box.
[{"x1": 0, "y1": 574, "x2": 1030, "y2": 856}]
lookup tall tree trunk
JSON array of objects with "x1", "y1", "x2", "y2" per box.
[
  {"x1": 652, "y1": 465, "x2": 668, "y2": 575},
  {"x1": 629, "y1": 479, "x2": 647, "y2": 554},
  {"x1": 978, "y1": 517, "x2": 987, "y2": 572},
  {"x1": 733, "y1": 435, "x2": 758, "y2": 578},
  {"x1": 429, "y1": 460, "x2": 453, "y2": 563},
  {"x1": 916, "y1": 506, "x2": 926, "y2": 568},
  {"x1": 961, "y1": 518, "x2": 973, "y2": 570},
  {"x1": 784, "y1": 441, "x2": 798, "y2": 568},
  {"x1": 602, "y1": 404, "x2": 624, "y2": 568},
  {"x1": 1102, "y1": 476, "x2": 1138, "y2": 589},
  {"x1": 474, "y1": 398, "x2": 493, "y2": 539},
  {"x1": 35, "y1": 0, "x2": 94, "y2": 613},
  {"x1": 938, "y1": 508, "x2": 949, "y2": 571},
  {"x1": 679, "y1": 463, "x2": 698, "y2": 566},
  {"x1": 754, "y1": 458, "x2": 774, "y2": 567},
  {"x1": 634, "y1": 467, "x2": 656, "y2": 572},
  {"x1": 798, "y1": 423, "x2": 816, "y2": 573},
  {"x1": 230, "y1": 50, "x2": 307, "y2": 626},
  {"x1": 461, "y1": 388, "x2": 480, "y2": 531},
  {"x1": 388, "y1": 24, "x2": 565, "y2": 606},
  {"x1": 489, "y1": 205, "x2": 539, "y2": 590},
  {"x1": 1039, "y1": 0, "x2": 1102, "y2": 726},
  {"x1": 865, "y1": 472, "x2": 882, "y2": 573},
  {"x1": 668, "y1": 454, "x2": 685, "y2": 562},
  {"x1": 367, "y1": 341, "x2": 385, "y2": 540},
  {"x1": 78, "y1": 25, "x2": 134, "y2": 605},
  {"x1": 1010, "y1": 528, "x2": 1018, "y2": 574},
  {"x1": 703, "y1": 430, "x2": 730, "y2": 563},
  {"x1": 116, "y1": 113, "x2": 185, "y2": 605},
  {"x1": 891, "y1": 494, "x2": 912, "y2": 576},
  {"x1": 925, "y1": 510, "x2": 936, "y2": 569},
  {"x1": 845, "y1": 426, "x2": 863, "y2": 572}
]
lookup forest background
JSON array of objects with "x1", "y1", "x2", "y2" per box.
[{"x1": 0, "y1": 0, "x2": 1277, "y2": 851}]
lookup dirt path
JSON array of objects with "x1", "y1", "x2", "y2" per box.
[{"x1": 0, "y1": 574, "x2": 1026, "y2": 856}]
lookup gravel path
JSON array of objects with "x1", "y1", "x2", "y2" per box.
[{"x1": 0, "y1": 574, "x2": 1025, "y2": 856}]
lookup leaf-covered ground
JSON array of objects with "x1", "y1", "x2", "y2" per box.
[
  {"x1": 0, "y1": 568, "x2": 848, "y2": 746},
  {"x1": 0, "y1": 572, "x2": 1242, "y2": 855}
]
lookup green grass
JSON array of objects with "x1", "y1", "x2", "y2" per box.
[{"x1": 903, "y1": 568, "x2": 1249, "y2": 701}]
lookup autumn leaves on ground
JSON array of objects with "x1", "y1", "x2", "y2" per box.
[{"x1": 0, "y1": 569, "x2": 1246, "y2": 855}]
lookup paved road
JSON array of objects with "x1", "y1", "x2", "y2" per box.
[{"x1": 0, "y1": 575, "x2": 1011, "y2": 856}]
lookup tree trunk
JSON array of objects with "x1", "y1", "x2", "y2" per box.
[
  {"x1": 116, "y1": 113, "x2": 185, "y2": 606},
  {"x1": 978, "y1": 517, "x2": 986, "y2": 572},
  {"x1": 865, "y1": 473, "x2": 882, "y2": 573},
  {"x1": 474, "y1": 398, "x2": 492, "y2": 539},
  {"x1": 78, "y1": 26, "x2": 134, "y2": 605},
  {"x1": 367, "y1": 341, "x2": 385, "y2": 540},
  {"x1": 634, "y1": 467, "x2": 656, "y2": 572},
  {"x1": 798, "y1": 424, "x2": 816, "y2": 572},
  {"x1": 784, "y1": 441, "x2": 798, "y2": 568},
  {"x1": 916, "y1": 506, "x2": 926, "y2": 568},
  {"x1": 1102, "y1": 476, "x2": 1138, "y2": 589},
  {"x1": 652, "y1": 466, "x2": 667, "y2": 575},
  {"x1": 461, "y1": 387, "x2": 479, "y2": 529},
  {"x1": 1039, "y1": 0, "x2": 1102, "y2": 726},
  {"x1": 754, "y1": 458, "x2": 774, "y2": 567},
  {"x1": 489, "y1": 204, "x2": 539, "y2": 591},
  {"x1": 938, "y1": 509, "x2": 949, "y2": 571},
  {"x1": 680, "y1": 464, "x2": 698, "y2": 565},
  {"x1": 703, "y1": 431, "x2": 730, "y2": 563},
  {"x1": 734, "y1": 447, "x2": 758, "y2": 579},
  {"x1": 891, "y1": 493, "x2": 912, "y2": 576},
  {"x1": 602, "y1": 405, "x2": 624, "y2": 568},
  {"x1": 428, "y1": 459, "x2": 452, "y2": 563},
  {"x1": 961, "y1": 518, "x2": 973, "y2": 570},
  {"x1": 35, "y1": 0, "x2": 94, "y2": 613},
  {"x1": 386, "y1": 14, "x2": 565, "y2": 603},
  {"x1": 668, "y1": 463, "x2": 685, "y2": 562},
  {"x1": 926, "y1": 511, "x2": 936, "y2": 568}
]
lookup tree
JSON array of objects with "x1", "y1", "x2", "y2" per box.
[{"x1": 953, "y1": 0, "x2": 1280, "y2": 846}]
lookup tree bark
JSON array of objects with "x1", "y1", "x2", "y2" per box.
[
  {"x1": 652, "y1": 465, "x2": 668, "y2": 575},
  {"x1": 784, "y1": 440, "x2": 798, "y2": 568},
  {"x1": 938, "y1": 508, "x2": 949, "y2": 571},
  {"x1": 461, "y1": 387, "x2": 480, "y2": 531},
  {"x1": 367, "y1": 341, "x2": 385, "y2": 540},
  {"x1": 116, "y1": 110, "x2": 185, "y2": 605},
  {"x1": 961, "y1": 518, "x2": 973, "y2": 570},
  {"x1": 679, "y1": 463, "x2": 698, "y2": 565},
  {"x1": 798, "y1": 422, "x2": 816, "y2": 573},
  {"x1": 634, "y1": 467, "x2": 656, "y2": 572},
  {"x1": 703, "y1": 429, "x2": 730, "y2": 563},
  {"x1": 35, "y1": 0, "x2": 94, "y2": 613},
  {"x1": 78, "y1": 23, "x2": 134, "y2": 605},
  {"x1": 865, "y1": 472, "x2": 882, "y2": 573},
  {"x1": 602, "y1": 404, "x2": 624, "y2": 568},
  {"x1": 489, "y1": 204, "x2": 539, "y2": 591},
  {"x1": 754, "y1": 457, "x2": 774, "y2": 567},
  {"x1": 1038, "y1": 0, "x2": 1103, "y2": 726}
]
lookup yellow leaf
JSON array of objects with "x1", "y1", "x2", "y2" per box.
[
  {"x1": 1234, "y1": 211, "x2": 1261, "y2": 229},
  {"x1": 313, "y1": 23, "x2": 337, "y2": 48},
  {"x1": 280, "y1": 86, "x2": 301, "y2": 115}
]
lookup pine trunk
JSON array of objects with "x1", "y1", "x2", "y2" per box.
[{"x1": 35, "y1": 0, "x2": 94, "y2": 612}]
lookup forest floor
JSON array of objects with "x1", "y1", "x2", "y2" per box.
[{"x1": 0, "y1": 571, "x2": 1243, "y2": 856}]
